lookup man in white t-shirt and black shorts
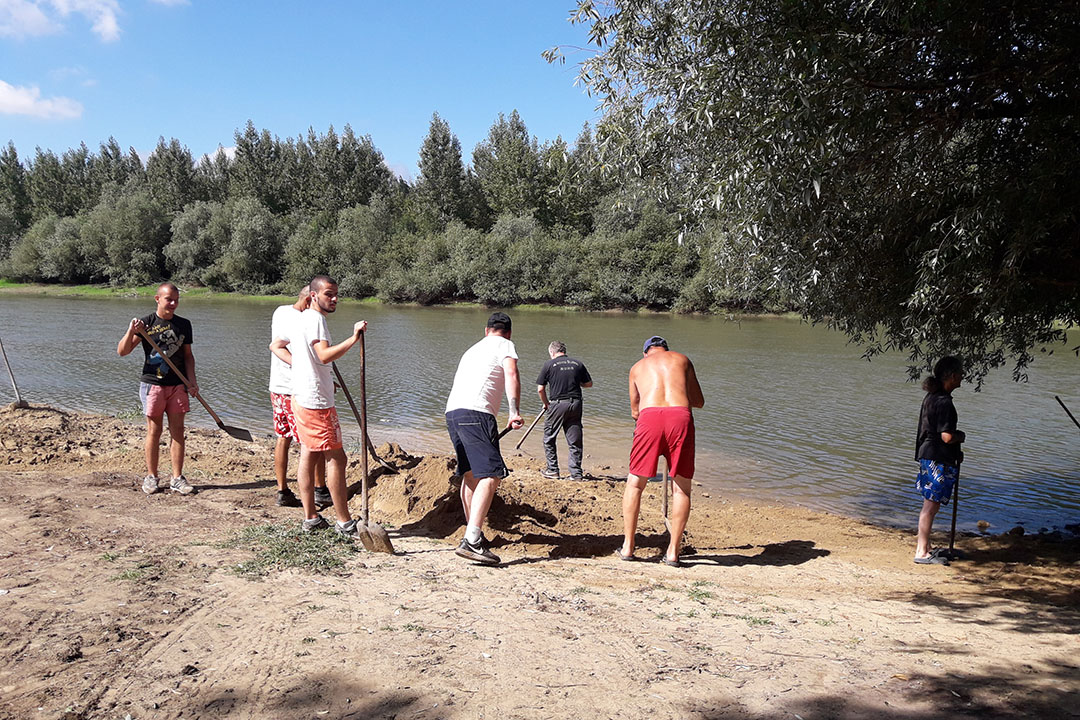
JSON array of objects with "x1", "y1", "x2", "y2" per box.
[
  {"x1": 268, "y1": 285, "x2": 329, "y2": 508},
  {"x1": 445, "y1": 312, "x2": 524, "y2": 565},
  {"x1": 270, "y1": 275, "x2": 367, "y2": 537}
]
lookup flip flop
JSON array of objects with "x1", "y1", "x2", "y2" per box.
[
  {"x1": 662, "y1": 556, "x2": 681, "y2": 568},
  {"x1": 616, "y1": 550, "x2": 636, "y2": 561},
  {"x1": 914, "y1": 555, "x2": 949, "y2": 565}
]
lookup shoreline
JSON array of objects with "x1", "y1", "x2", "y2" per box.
[
  {"x1": 0, "y1": 280, "x2": 802, "y2": 320},
  {"x1": 1, "y1": 403, "x2": 1078, "y2": 719}
]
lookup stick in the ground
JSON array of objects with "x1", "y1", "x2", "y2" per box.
[
  {"x1": 515, "y1": 407, "x2": 546, "y2": 450},
  {"x1": 0, "y1": 335, "x2": 28, "y2": 409}
]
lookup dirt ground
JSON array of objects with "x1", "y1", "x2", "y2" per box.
[{"x1": 0, "y1": 404, "x2": 1077, "y2": 720}]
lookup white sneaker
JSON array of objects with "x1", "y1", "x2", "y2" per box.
[
  {"x1": 142, "y1": 475, "x2": 160, "y2": 495},
  {"x1": 169, "y1": 475, "x2": 195, "y2": 495}
]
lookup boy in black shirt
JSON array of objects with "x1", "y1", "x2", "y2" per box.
[
  {"x1": 117, "y1": 282, "x2": 198, "y2": 496},
  {"x1": 536, "y1": 341, "x2": 593, "y2": 480},
  {"x1": 913, "y1": 356, "x2": 966, "y2": 565}
]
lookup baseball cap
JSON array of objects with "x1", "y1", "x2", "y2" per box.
[
  {"x1": 487, "y1": 312, "x2": 512, "y2": 333},
  {"x1": 643, "y1": 335, "x2": 668, "y2": 353}
]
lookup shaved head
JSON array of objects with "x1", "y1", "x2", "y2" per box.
[
  {"x1": 298, "y1": 284, "x2": 311, "y2": 301},
  {"x1": 310, "y1": 275, "x2": 336, "y2": 293},
  {"x1": 156, "y1": 281, "x2": 178, "y2": 296}
]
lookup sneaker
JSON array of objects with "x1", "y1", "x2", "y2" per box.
[
  {"x1": 335, "y1": 519, "x2": 359, "y2": 539},
  {"x1": 570, "y1": 474, "x2": 585, "y2": 481},
  {"x1": 302, "y1": 514, "x2": 329, "y2": 533},
  {"x1": 142, "y1": 474, "x2": 161, "y2": 495},
  {"x1": 169, "y1": 475, "x2": 195, "y2": 495},
  {"x1": 276, "y1": 488, "x2": 301, "y2": 507},
  {"x1": 455, "y1": 536, "x2": 501, "y2": 566},
  {"x1": 540, "y1": 469, "x2": 560, "y2": 480},
  {"x1": 313, "y1": 487, "x2": 333, "y2": 509}
]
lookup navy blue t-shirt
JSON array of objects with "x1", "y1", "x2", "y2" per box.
[
  {"x1": 139, "y1": 312, "x2": 193, "y2": 386},
  {"x1": 536, "y1": 356, "x2": 592, "y2": 401},
  {"x1": 916, "y1": 391, "x2": 963, "y2": 465}
]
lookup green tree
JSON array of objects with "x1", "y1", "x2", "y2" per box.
[
  {"x1": 164, "y1": 200, "x2": 230, "y2": 283},
  {"x1": 472, "y1": 111, "x2": 543, "y2": 219},
  {"x1": 146, "y1": 137, "x2": 198, "y2": 214},
  {"x1": 27, "y1": 148, "x2": 70, "y2": 220},
  {"x1": 196, "y1": 148, "x2": 232, "y2": 203},
  {"x1": 556, "y1": 0, "x2": 1080, "y2": 379},
  {"x1": 81, "y1": 185, "x2": 170, "y2": 284},
  {"x1": 91, "y1": 137, "x2": 144, "y2": 190},
  {"x1": 415, "y1": 113, "x2": 467, "y2": 225},
  {"x1": 0, "y1": 142, "x2": 31, "y2": 231},
  {"x1": 215, "y1": 196, "x2": 285, "y2": 292}
]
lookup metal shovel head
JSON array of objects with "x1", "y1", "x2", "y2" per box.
[
  {"x1": 364, "y1": 521, "x2": 395, "y2": 554},
  {"x1": 218, "y1": 422, "x2": 254, "y2": 442},
  {"x1": 357, "y1": 525, "x2": 375, "y2": 552}
]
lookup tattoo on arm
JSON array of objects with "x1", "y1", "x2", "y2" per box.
[{"x1": 509, "y1": 398, "x2": 520, "y2": 416}]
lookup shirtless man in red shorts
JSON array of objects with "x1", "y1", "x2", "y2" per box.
[{"x1": 620, "y1": 336, "x2": 705, "y2": 566}]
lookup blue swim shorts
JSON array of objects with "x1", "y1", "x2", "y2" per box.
[
  {"x1": 445, "y1": 408, "x2": 508, "y2": 480},
  {"x1": 915, "y1": 459, "x2": 958, "y2": 505}
]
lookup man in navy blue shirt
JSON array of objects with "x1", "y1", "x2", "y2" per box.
[{"x1": 536, "y1": 341, "x2": 593, "y2": 480}]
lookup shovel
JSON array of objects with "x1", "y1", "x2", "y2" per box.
[
  {"x1": 0, "y1": 334, "x2": 29, "y2": 409},
  {"x1": 334, "y1": 334, "x2": 393, "y2": 554},
  {"x1": 662, "y1": 462, "x2": 672, "y2": 534},
  {"x1": 515, "y1": 407, "x2": 546, "y2": 450},
  {"x1": 332, "y1": 362, "x2": 397, "y2": 474},
  {"x1": 136, "y1": 327, "x2": 253, "y2": 442}
]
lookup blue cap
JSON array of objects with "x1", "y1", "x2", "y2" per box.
[{"x1": 643, "y1": 335, "x2": 668, "y2": 353}]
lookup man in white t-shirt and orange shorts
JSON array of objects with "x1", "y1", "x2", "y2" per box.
[
  {"x1": 268, "y1": 284, "x2": 329, "y2": 508},
  {"x1": 270, "y1": 275, "x2": 367, "y2": 537}
]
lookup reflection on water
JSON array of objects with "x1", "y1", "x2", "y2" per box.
[{"x1": 1, "y1": 295, "x2": 1077, "y2": 532}]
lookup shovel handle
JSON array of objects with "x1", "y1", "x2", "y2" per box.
[
  {"x1": 136, "y1": 327, "x2": 222, "y2": 426},
  {"x1": 1055, "y1": 396, "x2": 1080, "y2": 431},
  {"x1": 515, "y1": 408, "x2": 546, "y2": 449}
]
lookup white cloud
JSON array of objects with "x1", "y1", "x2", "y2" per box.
[
  {"x1": 0, "y1": 0, "x2": 58, "y2": 38},
  {"x1": 0, "y1": 0, "x2": 120, "y2": 42},
  {"x1": 0, "y1": 79, "x2": 83, "y2": 119},
  {"x1": 148, "y1": 0, "x2": 187, "y2": 5},
  {"x1": 388, "y1": 162, "x2": 414, "y2": 183}
]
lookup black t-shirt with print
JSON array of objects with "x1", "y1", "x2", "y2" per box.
[
  {"x1": 536, "y1": 356, "x2": 592, "y2": 401},
  {"x1": 139, "y1": 312, "x2": 193, "y2": 386},
  {"x1": 915, "y1": 391, "x2": 963, "y2": 465}
]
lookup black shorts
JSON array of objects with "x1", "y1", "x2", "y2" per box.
[{"x1": 445, "y1": 409, "x2": 507, "y2": 479}]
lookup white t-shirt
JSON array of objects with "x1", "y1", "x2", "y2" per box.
[
  {"x1": 278, "y1": 309, "x2": 334, "y2": 409},
  {"x1": 268, "y1": 304, "x2": 300, "y2": 394},
  {"x1": 445, "y1": 335, "x2": 518, "y2": 417}
]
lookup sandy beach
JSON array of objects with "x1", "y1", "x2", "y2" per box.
[{"x1": 0, "y1": 404, "x2": 1077, "y2": 719}]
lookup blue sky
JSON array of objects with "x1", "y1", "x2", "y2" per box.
[{"x1": 0, "y1": 1, "x2": 601, "y2": 179}]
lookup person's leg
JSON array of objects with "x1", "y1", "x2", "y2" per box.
[
  {"x1": 916, "y1": 498, "x2": 940, "y2": 558},
  {"x1": 314, "y1": 454, "x2": 327, "y2": 489},
  {"x1": 460, "y1": 470, "x2": 477, "y2": 519},
  {"x1": 465, "y1": 476, "x2": 501, "y2": 533},
  {"x1": 274, "y1": 436, "x2": 291, "y2": 491},
  {"x1": 324, "y1": 446, "x2": 352, "y2": 524},
  {"x1": 165, "y1": 410, "x2": 186, "y2": 477},
  {"x1": 564, "y1": 400, "x2": 584, "y2": 478},
  {"x1": 145, "y1": 414, "x2": 163, "y2": 478},
  {"x1": 297, "y1": 447, "x2": 321, "y2": 520},
  {"x1": 665, "y1": 474, "x2": 692, "y2": 563},
  {"x1": 541, "y1": 404, "x2": 565, "y2": 475},
  {"x1": 620, "y1": 474, "x2": 648, "y2": 557}
]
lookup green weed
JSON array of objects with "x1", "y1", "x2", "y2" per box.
[{"x1": 219, "y1": 522, "x2": 361, "y2": 579}]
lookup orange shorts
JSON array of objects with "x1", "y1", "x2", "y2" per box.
[
  {"x1": 628, "y1": 406, "x2": 695, "y2": 479},
  {"x1": 292, "y1": 404, "x2": 343, "y2": 452}
]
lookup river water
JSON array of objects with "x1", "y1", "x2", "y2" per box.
[{"x1": 1, "y1": 295, "x2": 1077, "y2": 532}]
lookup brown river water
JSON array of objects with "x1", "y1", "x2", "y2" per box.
[{"x1": 1, "y1": 295, "x2": 1077, "y2": 532}]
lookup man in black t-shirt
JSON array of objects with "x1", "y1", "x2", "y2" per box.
[
  {"x1": 117, "y1": 282, "x2": 198, "y2": 496},
  {"x1": 536, "y1": 341, "x2": 593, "y2": 480}
]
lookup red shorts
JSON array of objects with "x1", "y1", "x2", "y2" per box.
[
  {"x1": 628, "y1": 407, "x2": 695, "y2": 479},
  {"x1": 140, "y1": 382, "x2": 189, "y2": 418},
  {"x1": 292, "y1": 404, "x2": 343, "y2": 452},
  {"x1": 271, "y1": 393, "x2": 298, "y2": 440}
]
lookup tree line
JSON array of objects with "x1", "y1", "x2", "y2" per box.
[{"x1": 0, "y1": 114, "x2": 776, "y2": 313}]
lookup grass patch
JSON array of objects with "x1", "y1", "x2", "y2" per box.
[
  {"x1": 219, "y1": 522, "x2": 361, "y2": 579},
  {"x1": 115, "y1": 405, "x2": 143, "y2": 421},
  {"x1": 736, "y1": 615, "x2": 773, "y2": 627},
  {"x1": 687, "y1": 586, "x2": 715, "y2": 603},
  {"x1": 100, "y1": 551, "x2": 120, "y2": 562},
  {"x1": 569, "y1": 586, "x2": 597, "y2": 595},
  {"x1": 815, "y1": 618, "x2": 836, "y2": 626}
]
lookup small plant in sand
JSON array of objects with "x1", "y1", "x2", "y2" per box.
[
  {"x1": 736, "y1": 615, "x2": 773, "y2": 627},
  {"x1": 219, "y1": 521, "x2": 361, "y2": 579}
]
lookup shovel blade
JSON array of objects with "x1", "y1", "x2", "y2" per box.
[
  {"x1": 365, "y1": 522, "x2": 395, "y2": 554},
  {"x1": 357, "y1": 526, "x2": 375, "y2": 552},
  {"x1": 220, "y1": 424, "x2": 254, "y2": 442}
]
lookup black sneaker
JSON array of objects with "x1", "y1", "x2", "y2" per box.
[
  {"x1": 276, "y1": 488, "x2": 301, "y2": 507},
  {"x1": 455, "y1": 536, "x2": 501, "y2": 566},
  {"x1": 540, "y1": 469, "x2": 560, "y2": 479},
  {"x1": 314, "y1": 487, "x2": 333, "y2": 509}
]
